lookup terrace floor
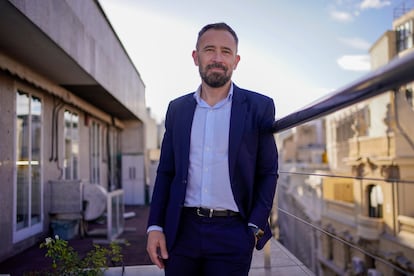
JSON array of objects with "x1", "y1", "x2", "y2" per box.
[{"x1": 0, "y1": 205, "x2": 313, "y2": 276}]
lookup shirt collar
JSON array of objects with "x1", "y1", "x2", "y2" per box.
[{"x1": 193, "y1": 83, "x2": 234, "y2": 107}]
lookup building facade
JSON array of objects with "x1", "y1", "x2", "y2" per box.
[
  {"x1": 319, "y1": 5, "x2": 414, "y2": 275},
  {"x1": 276, "y1": 3, "x2": 414, "y2": 276},
  {"x1": 275, "y1": 119, "x2": 328, "y2": 274},
  {"x1": 0, "y1": 0, "x2": 157, "y2": 261}
]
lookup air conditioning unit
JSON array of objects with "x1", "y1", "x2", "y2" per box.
[
  {"x1": 49, "y1": 180, "x2": 82, "y2": 214},
  {"x1": 49, "y1": 180, "x2": 124, "y2": 241},
  {"x1": 83, "y1": 183, "x2": 107, "y2": 221},
  {"x1": 49, "y1": 180, "x2": 106, "y2": 220}
]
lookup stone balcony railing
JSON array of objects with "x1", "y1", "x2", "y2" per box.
[
  {"x1": 398, "y1": 215, "x2": 414, "y2": 235},
  {"x1": 324, "y1": 199, "x2": 356, "y2": 225},
  {"x1": 357, "y1": 214, "x2": 385, "y2": 240}
]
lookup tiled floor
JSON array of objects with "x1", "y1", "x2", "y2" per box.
[
  {"x1": 0, "y1": 205, "x2": 313, "y2": 276},
  {"x1": 249, "y1": 238, "x2": 314, "y2": 276},
  {"x1": 102, "y1": 238, "x2": 314, "y2": 276}
]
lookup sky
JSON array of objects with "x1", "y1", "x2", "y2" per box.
[{"x1": 98, "y1": 0, "x2": 399, "y2": 122}]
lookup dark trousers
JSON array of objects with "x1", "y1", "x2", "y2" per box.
[{"x1": 165, "y1": 208, "x2": 255, "y2": 276}]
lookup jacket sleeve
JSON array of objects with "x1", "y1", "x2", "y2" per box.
[
  {"x1": 147, "y1": 102, "x2": 176, "y2": 228},
  {"x1": 249, "y1": 98, "x2": 279, "y2": 249}
]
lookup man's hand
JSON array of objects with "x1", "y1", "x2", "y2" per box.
[{"x1": 146, "y1": 230, "x2": 169, "y2": 269}]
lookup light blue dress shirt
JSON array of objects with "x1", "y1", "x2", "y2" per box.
[{"x1": 184, "y1": 84, "x2": 239, "y2": 212}]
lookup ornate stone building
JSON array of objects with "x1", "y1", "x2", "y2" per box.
[
  {"x1": 275, "y1": 119, "x2": 328, "y2": 274},
  {"x1": 319, "y1": 4, "x2": 414, "y2": 275}
]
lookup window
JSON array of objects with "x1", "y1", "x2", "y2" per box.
[
  {"x1": 108, "y1": 127, "x2": 121, "y2": 189},
  {"x1": 368, "y1": 184, "x2": 383, "y2": 218},
  {"x1": 63, "y1": 110, "x2": 79, "y2": 180},
  {"x1": 396, "y1": 21, "x2": 413, "y2": 52},
  {"x1": 14, "y1": 90, "x2": 43, "y2": 241},
  {"x1": 405, "y1": 86, "x2": 413, "y2": 108},
  {"x1": 90, "y1": 121, "x2": 101, "y2": 184},
  {"x1": 335, "y1": 118, "x2": 354, "y2": 142}
]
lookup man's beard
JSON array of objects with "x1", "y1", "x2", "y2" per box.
[{"x1": 199, "y1": 63, "x2": 232, "y2": 88}]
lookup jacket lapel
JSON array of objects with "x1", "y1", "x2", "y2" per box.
[
  {"x1": 228, "y1": 85, "x2": 247, "y2": 183},
  {"x1": 179, "y1": 95, "x2": 197, "y2": 177}
]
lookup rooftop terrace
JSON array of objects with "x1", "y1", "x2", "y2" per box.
[{"x1": 0, "y1": 205, "x2": 313, "y2": 276}]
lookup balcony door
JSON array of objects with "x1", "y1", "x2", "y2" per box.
[{"x1": 14, "y1": 90, "x2": 43, "y2": 242}]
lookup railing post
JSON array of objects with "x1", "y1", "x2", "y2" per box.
[{"x1": 264, "y1": 240, "x2": 271, "y2": 268}]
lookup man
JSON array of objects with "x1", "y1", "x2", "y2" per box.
[{"x1": 146, "y1": 22, "x2": 278, "y2": 275}]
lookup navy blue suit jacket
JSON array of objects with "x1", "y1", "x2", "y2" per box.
[{"x1": 148, "y1": 84, "x2": 278, "y2": 250}]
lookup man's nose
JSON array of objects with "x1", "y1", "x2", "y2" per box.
[{"x1": 212, "y1": 51, "x2": 224, "y2": 62}]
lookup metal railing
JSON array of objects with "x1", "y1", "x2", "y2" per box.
[{"x1": 273, "y1": 50, "x2": 414, "y2": 133}]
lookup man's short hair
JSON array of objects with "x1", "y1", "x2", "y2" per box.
[{"x1": 196, "y1": 22, "x2": 239, "y2": 50}]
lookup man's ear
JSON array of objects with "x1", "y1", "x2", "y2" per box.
[
  {"x1": 233, "y1": 54, "x2": 241, "y2": 70},
  {"x1": 192, "y1": 50, "x2": 199, "y2": 66}
]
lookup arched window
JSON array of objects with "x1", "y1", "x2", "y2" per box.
[{"x1": 368, "y1": 184, "x2": 383, "y2": 218}]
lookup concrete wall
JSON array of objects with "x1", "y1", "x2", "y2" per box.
[
  {"x1": 369, "y1": 31, "x2": 396, "y2": 70},
  {"x1": 8, "y1": 0, "x2": 147, "y2": 120},
  {"x1": 0, "y1": 72, "x2": 16, "y2": 259}
]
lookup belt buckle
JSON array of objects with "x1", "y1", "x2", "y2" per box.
[
  {"x1": 196, "y1": 208, "x2": 205, "y2": 217},
  {"x1": 196, "y1": 208, "x2": 214, "y2": 218}
]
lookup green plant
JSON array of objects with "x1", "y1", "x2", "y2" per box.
[{"x1": 34, "y1": 235, "x2": 128, "y2": 276}]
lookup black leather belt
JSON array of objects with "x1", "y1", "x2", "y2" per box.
[{"x1": 184, "y1": 207, "x2": 239, "y2": 218}]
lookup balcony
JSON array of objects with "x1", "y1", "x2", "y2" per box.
[
  {"x1": 356, "y1": 215, "x2": 384, "y2": 240},
  {"x1": 398, "y1": 215, "x2": 414, "y2": 237},
  {"x1": 324, "y1": 199, "x2": 356, "y2": 226},
  {"x1": 0, "y1": 205, "x2": 313, "y2": 276}
]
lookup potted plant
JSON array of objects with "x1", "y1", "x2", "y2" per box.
[{"x1": 30, "y1": 235, "x2": 128, "y2": 275}]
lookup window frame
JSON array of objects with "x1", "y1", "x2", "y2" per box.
[
  {"x1": 13, "y1": 88, "x2": 44, "y2": 243},
  {"x1": 89, "y1": 120, "x2": 101, "y2": 184},
  {"x1": 63, "y1": 109, "x2": 80, "y2": 180}
]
